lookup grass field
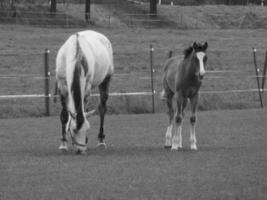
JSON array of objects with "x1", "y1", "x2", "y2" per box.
[
  {"x1": 0, "y1": 108, "x2": 267, "y2": 199},
  {"x1": 1, "y1": 3, "x2": 267, "y2": 200},
  {"x1": 1, "y1": 5, "x2": 267, "y2": 118},
  {"x1": 1, "y1": 24, "x2": 267, "y2": 117}
]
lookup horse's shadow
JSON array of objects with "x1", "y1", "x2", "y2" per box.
[
  {"x1": 24, "y1": 144, "x2": 252, "y2": 158},
  {"x1": 29, "y1": 145, "x2": 212, "y2": 158}
]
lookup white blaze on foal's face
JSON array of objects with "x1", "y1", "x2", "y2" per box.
[{"x1": 196, "y1": 52, "x2": 206, "y2": 77}]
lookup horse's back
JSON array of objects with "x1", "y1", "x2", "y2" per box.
[
  {"x1": 56, "y1": 34, "x2": 78, "y2": 95},
  {"x1": 56, "y1": 30, "x2": 114, "y2": 92},
  {"x1": 56, "y1": 34, "x2": 76, "y2": 75},
  {"x1": 79, "y1": 30, "x2": 113, "y2": 69},
  {"x1": 78, "y1": 30, "x2": 114, "y2": 87}
]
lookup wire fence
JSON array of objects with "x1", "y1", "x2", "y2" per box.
[
  {"x1": 0, "y1": 46, "x2": 267, "y2": 117},
  {"x1": 1, "y1": 6, "x2": 267, "y2": 29}
]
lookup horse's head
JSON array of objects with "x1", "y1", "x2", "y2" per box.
[
  {"x1": 192, "y1": 41, "x2": 208, "y2": 80},
  {"x1": 67, "y1": 110, "x2": 95, "y2": 154}
]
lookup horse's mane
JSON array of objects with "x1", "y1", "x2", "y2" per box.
[{"x1": 183, "y1": 46, "x2": 193, "y2": 59}]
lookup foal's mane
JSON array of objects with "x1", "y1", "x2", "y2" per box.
[{"x1": 183, "y1": 46, "x2": 194, "y2": 59}]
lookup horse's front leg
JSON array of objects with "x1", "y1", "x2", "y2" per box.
[
  {"x1": 59, "y1": 94, "x2": 69, "y2": 151},
  {"x1": 189, "y1": 94, "x2": 199, "y2": 150},
  {"x1": 97, "y1": 76, "x2": 111, "y2": 147},
  {"x1": 164, "y1": 90, "x2": 174, "y2": 148},
  {"x1": 172, "y1": 96, "x2": 186, "y2": 150}
]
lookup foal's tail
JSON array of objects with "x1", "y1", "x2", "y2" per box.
[
  {"x1": 160, "y1": 50, "x2": 173, "y2": 101},
  {"x1": 159, "y1": 89, "x2": 167, "y2": 100}
]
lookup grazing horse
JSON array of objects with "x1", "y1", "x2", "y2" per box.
[
  {"x1": 162, "y1": 42, "x2": 208, "y2": 150},
  {"x1": 55, "y1": 30, "x2": 114, "y2": 154}
]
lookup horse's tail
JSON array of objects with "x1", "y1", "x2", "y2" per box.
[
  {"x1": 74, "y1": 33, "x2": 88, "y2": 74},
  {"x1": 75, "y1": 33, "x2": 82, "y2": 60},
  {"x1": 160, "y1": 50, "x2": 174, "y2": 100},
  {"x1": 71, "y1": 33, "x2": 85, "y2": 130}
]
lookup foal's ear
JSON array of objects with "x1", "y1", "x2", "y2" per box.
[
  {"x1": 203, "y1": 42, "x2": 208, "y2": 51},
  {"x1": 193, "y1": 42, "x2": 198, "y2": 50}
]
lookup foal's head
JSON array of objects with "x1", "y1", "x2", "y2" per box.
[{"x1": 184, "y1": 42, "x2": 208, "y2": 80}]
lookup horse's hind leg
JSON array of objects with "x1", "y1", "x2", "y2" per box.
[
  {"x1": 164, "y1": 90, "x2": 174, "y2": 149},
  {"x1": 59, "y1": 94, "x2": 69, "y2": 151},
  {"x1": 189, "y1": 94, "x2": 199, "y2": 150},
  {"x1": 97, "y1": 75, "x2": 111, "y2": 147}
]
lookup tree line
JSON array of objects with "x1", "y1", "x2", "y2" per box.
[
  {"x1": 1, "y1": 0, "x2": 264, "y2": 21},
  {"x1": 142, "y1": 0, "x2": 264, "y2": 5}
]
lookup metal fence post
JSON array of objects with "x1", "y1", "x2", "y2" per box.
[
  {"x1": 150, "y1": 44, "x2": 155, "y2": 113},
  {"x1": 44, "y1": 49, "x2": 50, "y2": 116},
  {"x1": 252, "y1": 48, "x2": 264, "y2": 108}
]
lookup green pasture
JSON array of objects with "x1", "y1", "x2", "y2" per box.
[{"x1": 0, "y1": 109, "x2": 267, "y2": 199}]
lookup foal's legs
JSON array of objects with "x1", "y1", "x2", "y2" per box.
[
  {"x1": 59, "y1": 94, "x2": 69, "y2": 151},
  {"x1": 172, "y1": 94, "x2": 187, "y2": 150},
  {"x1": 97, "y1": 75, "x2": 111, "y2": 146},
  {"x1": 189, "y1": 94, "x2": 199, "y2": 150},
  {"x1": 164, "y1": 90, "x2": 174, "y2": 148}
]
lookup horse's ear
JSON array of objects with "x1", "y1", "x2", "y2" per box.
[
  {"x1": 193, "y1": 42, "x2": 198, "y2": 50},
  {"x1": 203, "y1": 42, "x2": 208, "y2": 51}
]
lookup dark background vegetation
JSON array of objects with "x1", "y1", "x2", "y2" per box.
[{"x1": 133, "y1": 0, "x2": 264, "y2": 5}]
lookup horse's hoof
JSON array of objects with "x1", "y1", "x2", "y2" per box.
[
  {"x1": 60, "y1": 149, "x2": 68, "y2": 153},
  {"x1": 171, "y1": 146, "x2": 182, "y2": 151},
  {"x1": 59, "y1": 146, "x2": 68, "y2": 152},
  {"x1": 164, "y1": 145, "x2": 172, "y2": 149},
  {"x1": 97, "y1": 142, "x2": 107, "y2": 149},
  {"x1": 76, "y1": 149, "x2": 87, "y2": 155},
  {"x1": 190, "y1": 146, "x2": 198, "y2": 151}
]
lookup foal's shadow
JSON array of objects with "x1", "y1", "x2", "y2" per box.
[
  {"x1": 86, "y1": 145, "x2": 169, "y2": 157},
  {"x1": 77, "y1": 145, "x2": 204, "y2": 157}
]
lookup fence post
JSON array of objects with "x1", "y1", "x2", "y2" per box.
[
  {"x1": 150, "y1": 44, "x2": 155, "y2": 113},
  {"x1": 252, "y1": 48, "x2": 264, "y2": 108},
  {"x1": 44, "y1": 49, "x2": 50, "y2": 116},
  {"x1": 261, "y1": 51, "x2": 267, "y2": 93}
]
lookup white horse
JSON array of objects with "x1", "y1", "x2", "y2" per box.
[{"x1": 56, "y1": 30, "x2": 114, "y2": 154}]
